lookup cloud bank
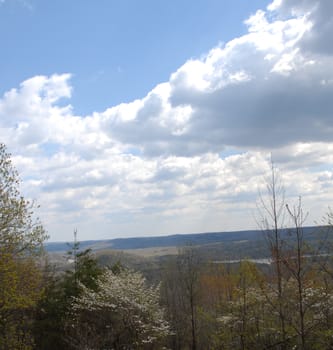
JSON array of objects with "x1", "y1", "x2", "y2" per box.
[{"x1": 1, "y1": 0, "x2": 333, "y2": 240}]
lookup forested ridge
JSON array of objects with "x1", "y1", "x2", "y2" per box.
[{"x1": 2, "y1": 142, "x2": 333, "y2": 349}]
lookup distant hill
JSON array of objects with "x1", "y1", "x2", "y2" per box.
[
  {"x1": 45, "y1": 226, "x2": 325, "y2": 254},
  {"x1": 46, "y1": 225, "x2": 331, "y2": 282}
]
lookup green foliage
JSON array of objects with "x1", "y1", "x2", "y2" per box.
[
  {"x1": 0, "y1": 143, "x2": 47, "y2": 349},
  {"x1": 0, "y1": 144, "x2": 47, "y2": 256}
]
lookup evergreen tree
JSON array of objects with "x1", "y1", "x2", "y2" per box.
[{"x1": 34, "y1": 240, "x2": 104, "y2": 349}]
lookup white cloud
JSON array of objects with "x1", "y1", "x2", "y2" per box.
[{"x1": 1, "y1": 0, "x2": 333, "y2": 240}]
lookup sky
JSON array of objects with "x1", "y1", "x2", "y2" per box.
[{"x1": 1, "y1": 0, "x2": 333, "y2": 242}]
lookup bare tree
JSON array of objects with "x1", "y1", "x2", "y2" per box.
[
  {"x1": 256, "y1": 159, "x2": 288, "y2": 349},
  {"x1": 177, "y1": 245, "x2": 201, "y2": 350},
  {"x1": 284, "y1": 198, "x2": 308, "y2": 350},
  {"x1": 162, "y1": 245, "x2": 202, "y2": 350}
]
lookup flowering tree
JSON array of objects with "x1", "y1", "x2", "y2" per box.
[{"x1": 67, "y1": 268, "x2": 170, "y2": 349}]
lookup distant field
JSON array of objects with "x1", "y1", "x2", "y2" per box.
[{"x1": 123, "y1": 246, "x2": 179, "y2": 257}]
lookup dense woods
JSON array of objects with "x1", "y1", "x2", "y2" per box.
[{"x1": 2, "y1": 142, "x2": 333, "y2": 349}]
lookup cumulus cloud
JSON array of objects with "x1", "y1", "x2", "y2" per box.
[
  {"x1": 1, "y1": 0, "x2": 333, "y2": 240},
  {"x1": 2, "y1": 1, "x2": 332, "y2": 156},
  {"x1": 84, "y1": 0, "x2": 332, "y2": 156},
  {"x1": 268, "y1": 0, "x2": 333, "y2": 56}
]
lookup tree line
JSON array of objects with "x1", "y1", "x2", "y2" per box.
[{"x1": 1, "y1": 142, "x2": 333, "y2": 349}]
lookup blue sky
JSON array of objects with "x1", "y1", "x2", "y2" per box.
[
  {"x1": 1, "y1": 0, "x2": 268, "y2": 113},
  {"x1": 1, "y1": 0, "x2": 333, "y2": 241}
]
